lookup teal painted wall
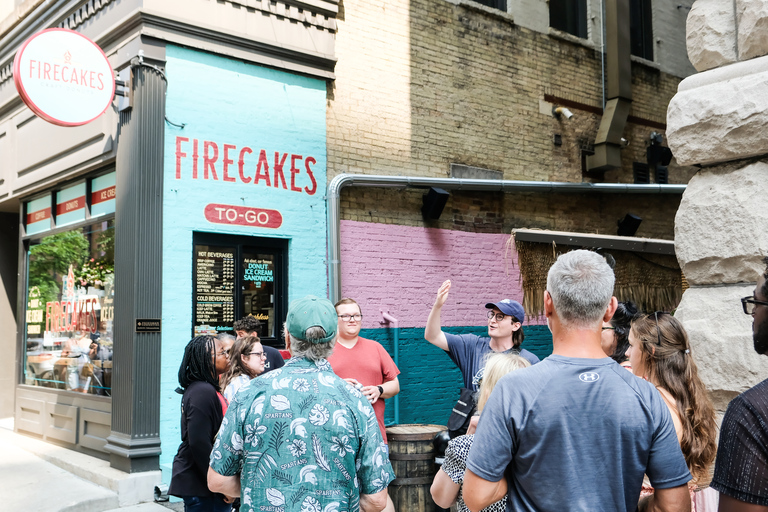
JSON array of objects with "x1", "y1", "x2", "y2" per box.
[
  {"x1": 159, "y1": 46, "x2": 327, "y2": 480},
  {"x1": 360, "y1": 325, "x2": 553, "y2": 428}
]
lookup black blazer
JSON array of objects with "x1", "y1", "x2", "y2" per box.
[{"x1": 168, "y1": 381, "x2": 225, "y2": 498}]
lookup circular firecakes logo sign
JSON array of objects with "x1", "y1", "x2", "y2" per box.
[
  {"x1": 579, "y1": 372, "x2": 600, "y2": 383},
  {"x1": 13, "y1": 28, "x2": 115, "y2": 127}
]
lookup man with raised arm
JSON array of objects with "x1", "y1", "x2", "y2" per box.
[
  {"x1": 711, "y1": 257, "x2": 768, "y2": 512},
  {"x1": 463, "y1": 250, "x2": 691, "y2": 512},
  {"x1": 425, "y1": 280, "x2": 539, "y2": 437}
]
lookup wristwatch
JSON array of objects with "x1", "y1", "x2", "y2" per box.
[{"x1": 377, "y1": 385, "x2": 384, "y2": 396}]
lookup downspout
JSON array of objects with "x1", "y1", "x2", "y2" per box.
[
  {"x1": 587, "y1": 0, "x2": 632, "y2": 173},
  {"x1": 327, "y1": 173, "x2": 686, "y2": 303},
  {"x1": 380, "y1": 311, "x2": 399, "y2": 425}
]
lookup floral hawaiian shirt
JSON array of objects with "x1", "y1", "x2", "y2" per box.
[{"x1": 210, "y1": 357, "x2": 394, "y2": 512}]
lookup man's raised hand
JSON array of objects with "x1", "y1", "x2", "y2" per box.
[{"x1": 435, "y1": 279, "x2": 452, "y2": 308}]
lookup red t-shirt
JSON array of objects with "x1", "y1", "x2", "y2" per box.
[{"x1": 328, "y1": 337, "x2": 400, "y2": 443}]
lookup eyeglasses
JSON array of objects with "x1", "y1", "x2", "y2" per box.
[
  {"x1": 244, "y1": 351, "x2": 266, "y2": 359},
  {"x1": 338, "y1": 314, "x2": 362, "y2": 322},
  {"x1": 601, "y1": 326, "x2": 615, "y2": 331},
  {"x1": 215, "y1": 350, "x2": 229, "y2": 358},
  {"x1": 742, "y1": 296, "x2": 768, "y2": 315},
  {"x1": 487, "y1": 311, "x2": 507, "y2": 322}
]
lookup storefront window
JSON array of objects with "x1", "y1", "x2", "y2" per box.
[{"x1": 24, "y1": 219, "x2": 115, "y2": 395}]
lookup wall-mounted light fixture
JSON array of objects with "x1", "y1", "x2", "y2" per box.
[{"x1": 552, "y1": 106, "x2": 574, "y2": 120}]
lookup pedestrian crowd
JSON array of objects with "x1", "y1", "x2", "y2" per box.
[{"x1": 165, "y1": 249, "x2": 768, "y2": 512}]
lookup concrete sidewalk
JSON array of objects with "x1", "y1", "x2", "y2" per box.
[{"x1": 0, "y1": 417, "x2": 176, "y2": 512}]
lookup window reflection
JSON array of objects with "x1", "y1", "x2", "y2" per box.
[{"x1": 25, "y1": 220, "x2": 114, "y2": 395}]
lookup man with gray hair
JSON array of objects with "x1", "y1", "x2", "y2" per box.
[
  {"x1": 208, "y1": 296, "x2": 394, "y2": 512},
  {"x1": 463, "y1": 250, "x2": 692, "y2": 512}
]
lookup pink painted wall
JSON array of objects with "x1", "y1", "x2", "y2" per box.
[{"x1": 340, "y1": 220, "x2": 546, "y2": 329}]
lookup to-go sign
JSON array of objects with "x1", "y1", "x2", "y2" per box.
[
  {"x1": 204, "y1": 204, "x2": 283, "y2": 229},
  {"x1": 13, "y1": 28, "x2": 115, "y2": 127}
]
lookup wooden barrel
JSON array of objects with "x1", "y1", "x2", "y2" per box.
[{"x1": 386, "y1": 424, "x2": 447, "y2": 512}]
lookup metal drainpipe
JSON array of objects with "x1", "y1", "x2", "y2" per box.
[
  {"x1": 327, "y1": 173, "x2": 687, "y2": 303},
  {"x1": 380, "y1": 311, "x2": 399, "y2": 425}
]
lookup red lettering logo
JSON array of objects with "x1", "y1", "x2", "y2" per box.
[
  {"x1": 91, "y1": 185, "x2": 116, "y2": 205},
  {"x1": 55, "y1": 196, "x2": 85, "y2": 215},
  {"x1": 204, "y1": 204, "x2": 283, "y2": 229},
  {"x1": 26, "y1": 207, "x2": 51, "y2": 226}
]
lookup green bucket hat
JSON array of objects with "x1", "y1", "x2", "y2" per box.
[{"x1": 286, "y1": 295, "x2": 337, "y2": 344}]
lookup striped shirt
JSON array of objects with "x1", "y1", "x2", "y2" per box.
[{"x1": 712, "y1": 377, "x2": 768, "y2": 505}]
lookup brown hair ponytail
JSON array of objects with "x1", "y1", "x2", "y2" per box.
[{"x1": 630, "y1": 313, "x2": 717, "y2": 484}]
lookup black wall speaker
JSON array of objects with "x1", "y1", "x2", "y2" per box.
[
  {"x1": 422, "y1": 187, "x2": 450, "y2": 220},
  {"x1": 617, "y1": 213, "x2": 643, "y2": 237}
]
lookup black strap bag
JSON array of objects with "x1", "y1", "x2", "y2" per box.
[{"x1": 447, "y1": 387, "x2": 476, "y2": 439}]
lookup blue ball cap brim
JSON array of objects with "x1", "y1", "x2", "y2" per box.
[{"x1": 485, "y1": 299, "x2": 525, "y2": 323}]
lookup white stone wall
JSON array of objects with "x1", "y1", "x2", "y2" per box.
[{"x1": 669, "y1": 0, "x2": 768, "y2": 411}]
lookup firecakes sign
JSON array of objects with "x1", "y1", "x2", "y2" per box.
[{"x1": 13, "y1": 28, "x2": 115, "y2": 127}]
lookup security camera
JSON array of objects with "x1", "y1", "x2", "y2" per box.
[{"x1": 552, "y1": 106, "x2": 574, "y2": 120}]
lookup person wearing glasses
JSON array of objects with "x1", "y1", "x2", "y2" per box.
[
  {"x1": 626, "y1": 312, "x2": 717, "y2": 510},
  {"x1": 600, "y1": 301, "x2": 640, "y2": 370},
  {"x1": 425, "y1": 280, "x2": 539, "y2": 437},
  {"x1": 220, "y1": 335, "x2": 266, "y2": 403},
  {"x1": 233, "y1": 315, "x2": 284, "y2": 373},
  {"x1": 328, "y1": 297, "x2": 400, "y2": 511},
  {"x1": 711, "y1": 259, "x2": 768, "y2": 512},
  {"x1": 169, "y1": 335, "x2": 233, "y2": 512}
]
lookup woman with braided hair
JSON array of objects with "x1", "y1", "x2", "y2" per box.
[
  {"x1": 169, "y1": 335, "x2": 232, "y2": 512},
  {"x1": 626, "y1": 313, "x2": 717, "y2": 511}
]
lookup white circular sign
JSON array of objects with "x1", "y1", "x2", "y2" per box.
[{"x1": 13, "y1": 28, "x2": 115, "y2": 127}]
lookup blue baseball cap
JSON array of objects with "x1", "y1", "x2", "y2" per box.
[{"x1": 485, "y1": 299, "x2": 525, "y2": 323}]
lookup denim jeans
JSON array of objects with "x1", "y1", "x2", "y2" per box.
[{"x1": 183, "y1": 495, "x2": 232, "y2": 512}]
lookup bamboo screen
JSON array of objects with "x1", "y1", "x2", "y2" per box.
[{"x1": 512, "y1": 237, "x2": 686, "y2": 319}]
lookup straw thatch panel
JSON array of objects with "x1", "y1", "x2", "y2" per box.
[{"x1": 513, "y1": 237, "x2": 685, "y2": 318}]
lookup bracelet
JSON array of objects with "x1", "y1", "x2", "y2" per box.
[{"x1": 377, "y1": 385, "x2": 384, "y2": 396}]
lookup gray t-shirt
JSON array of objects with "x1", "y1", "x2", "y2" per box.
[
  {"x1": 466, "y1": 354, "x2": 691, "y2": 512},
  {"x1": 446, "y1": 333, "x2": 540, "y2": 391}
]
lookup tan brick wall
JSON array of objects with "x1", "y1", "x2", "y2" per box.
[
  {"x1": 340, "y1": 187, "x2": 680, "y2": 239},
  {"x1": 329, "y1": 0, "x2": 695, "y2": 177},
  {"x1": 329, "y1": 0, "x2": 695, "y2": 235}
]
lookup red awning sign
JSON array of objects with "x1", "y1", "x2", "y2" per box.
[
  {"x1": 55, "y1": 195, "x2": 85, "y2": 215},
  {"x1": 26, "y1": 207, "x2": 51, "y2": 225},
  {"x1": 91, "y1": 185, "x2": 116, "y2": 205}
]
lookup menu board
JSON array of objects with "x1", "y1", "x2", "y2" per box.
[{"x1": 194, "y1": 246, "x2": 235, "y2": 335}]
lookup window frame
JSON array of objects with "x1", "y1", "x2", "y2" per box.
[
  {"x1": 471, "y1": 0, "x2": 507, "y2": 11},
  {"x1": 19, "y1": 169, "x2": 116, "y2": 393},
  {"x1": 629, "y1": 0, "x2": 654, "y2": 61},
  {"x1": 549, "y1": 0, "x2": 589, "y2": 39},
  {"x1": 192, "y1": 232, "x2": 289, "y2": 348}
]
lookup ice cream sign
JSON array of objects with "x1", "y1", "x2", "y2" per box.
[{"x1": 13, "y1": 28, "x2": 115, "y2": 126}]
